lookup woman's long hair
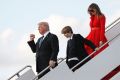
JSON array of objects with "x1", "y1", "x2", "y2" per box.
[{"x1": 88, "y1": 3, "x2": 103, "y2": 16}]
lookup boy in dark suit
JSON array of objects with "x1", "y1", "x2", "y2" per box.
[
  {"x1": 28, "y1": 22, "x2": 59, "y2": 78},
  {"x1": 61, "y1": 26, "x2": 97, "y2": 71}
]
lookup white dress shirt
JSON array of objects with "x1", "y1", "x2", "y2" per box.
[{"x1": 43, "y1": 31, "x2": 50, "y2": 40}]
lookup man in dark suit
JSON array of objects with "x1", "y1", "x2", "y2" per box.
[
  {"x1": 61, "y1": 26, "x2": 97, "y2": 71},
  {"x1": 27, "y1": 22, "x2": 59, "y2": 78}
]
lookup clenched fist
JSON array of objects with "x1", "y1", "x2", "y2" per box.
[{"x1": 30, "y1": 34, "x2": 35, "y2": 41}]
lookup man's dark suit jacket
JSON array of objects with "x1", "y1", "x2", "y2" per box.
[
  {"x1": 27, "y1": 32, "x2": 59, "y2": 73},
  {"x1": 66, "y1": 34, "x2": 96, "y2": 65}
]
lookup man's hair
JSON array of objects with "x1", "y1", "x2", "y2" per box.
[
  {"x1": 38, "y1": 22, "x2": 49, "y2": 31},
  {"x1": 61, "y1": 26, "x2": 73, "y2": 34}
]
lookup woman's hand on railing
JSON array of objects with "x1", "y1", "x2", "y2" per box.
[
  {"x1": 95, "y1": 47, "x2": 99, "y2": 51},
  {"x1": 99, "y1": 41, "x2": 103, "y2": 46}
]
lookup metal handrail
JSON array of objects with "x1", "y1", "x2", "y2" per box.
[
  {"x1": 71, "y1": 32, "x2": 120, "y2": 71},
  {"x1": 57, "y1": 57, "x2": 66, "y2": 63},
  {"x1": 105, "y1": 17, "x2": 120, "y2": 31},
  {"x1": 32, "y1": 58, "x2": 66, "y2": 80},
  {"x1": 33, "y1": 66, "x2": 50, "y2": 80},
  {"x1": 8, "y1": 65, "x2": 32, "y2": 80},
  {"x1": 58, "y1": 58, "x2": 66, "y2": 64},
  {"x1": 106, "y1": 18, "x2": 120, "y2": 32}
]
